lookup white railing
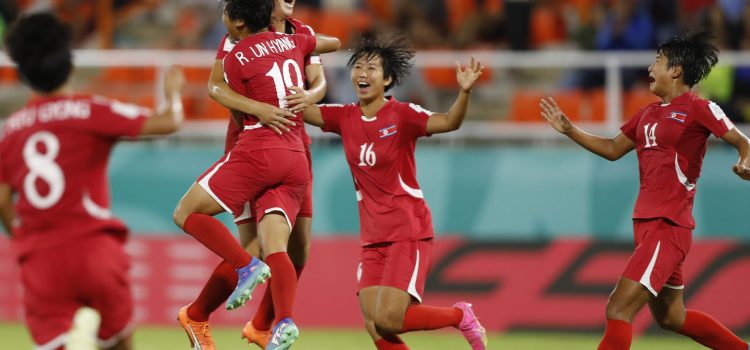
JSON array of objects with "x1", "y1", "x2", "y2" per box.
[{"x1": 3, "y1": 50, "x2": 750, "y2": 142}]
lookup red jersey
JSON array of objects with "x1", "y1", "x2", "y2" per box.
[
  {"x1": 219, "y1": 18, "x2": 319, "y2": 152},
  {"x1": 319, "y1": 98, "x2": 435, "y2": 245},
  {"x1": 620, "y1": 92, "x2": 735, "y2": 229},
  {"x1": 0, "y1": 95, "x2": 148, "y2": 258},
  {"x1": 223, "y1": 31, "x2": 316, "y2": 152}
]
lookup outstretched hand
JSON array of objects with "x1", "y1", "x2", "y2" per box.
[
  {"x1": 540, "y1": 97, "x2": 573, "y2": 134},
  {"x1": 456, "y1": 57, "x2": 484, "y2": 93}
]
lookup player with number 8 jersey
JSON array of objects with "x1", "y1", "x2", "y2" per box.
[{"x1": 0, "y1": 13, "x2": 185, "y2": 350}]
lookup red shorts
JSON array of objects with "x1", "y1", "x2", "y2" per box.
[
  {"x1": 234, "y1": 148, "x2": 313, "y2": 225},
  {"x1": 20, "y1": 234, "x2": 133, "y2": 348},
  {"x1": 357, "y1": 239, "x2": 433, "y2": 302},
  {"x1": 198, "y1": 148, "x2": 309, "y2": 229},
  {"x1": 622, "y1": 218, "x2": 692, "y2": 296}
]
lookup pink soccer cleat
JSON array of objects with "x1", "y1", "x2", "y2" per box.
[{"x1": 453, "y1": 302, "x2": 487, "y2": 350}]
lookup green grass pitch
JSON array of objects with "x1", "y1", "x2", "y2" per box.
[{"x1": 1, "y1": 322, "x2": 716, "y2": 349}]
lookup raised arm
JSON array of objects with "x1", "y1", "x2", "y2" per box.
[
  {"x1": 540, "y1": 97, "x2": 635, "y2": 161},
  {"x1": 426, "y1": 57, "x2": 484, "y2": 134},
  {"x1": 722, "y1": 127, "x2": 750, "y2": 180},
  {"x1": 0, "y1": 182, "x2": 14, "y2": 237},
  {"x1": 207, "y1": 59, "x2": 296, "y2": 134},
  {"x1": 313, "y1": 34, "x2": 341, "y2": 54},
  {"x1": 302, "y1": 104, "x2": 324, "y2": 128},
  {"x1": 140, "y1": 66, "x2": 186, "y2": 136}
]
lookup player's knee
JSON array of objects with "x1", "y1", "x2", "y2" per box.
[
  {"x1": 373, "y1": 309, "x2": 403, "y2": 335},
  {"x1": 605, "y1": 300, "x2": 632, "y2": 322},
  {"x1": 172, "y1": 206, "x2": 188, "y2": 229},
  {"x1": 653, "y1": 314, "x2": 683, "y2": 332}
]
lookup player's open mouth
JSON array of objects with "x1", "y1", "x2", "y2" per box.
[
  {"x1": 357, "y1": 81, "x2": 370, "y2": 93},
  {"x1": 284, "y1": 0, "x2": 293, "y2": 4}
]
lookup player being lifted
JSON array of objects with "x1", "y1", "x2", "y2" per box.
[
  {"x1": 177, "y1": 0, "x2": 327, "y2": 348},
  {"x1": 171, "y1": 0, "x2": 339, "y2": 349},
  {"x1": 302, "y1": 34, "x2": 487, "y2": 350},
  {"x1": 540, "y1": 28, "x2": 750, "y2": 350},
  {"x1": 0, "y1": 13, "x2": 185, "y2": 350}
]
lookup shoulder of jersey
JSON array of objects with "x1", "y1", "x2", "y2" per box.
[{"x1": 289, "y1": 17, "x2": 315, "y2": 36}]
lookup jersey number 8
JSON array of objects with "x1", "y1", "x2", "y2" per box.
[{"x1": 23, "y1": 131, "x2": 65, "y2": 209}]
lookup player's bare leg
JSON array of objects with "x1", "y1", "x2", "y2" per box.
[
  {"x1": 372, "y1": 286, "x2": 412, "y2": 335},
  {"x1": 173, "y1": 183, "x2": 270, "y2": 310},
  {"x1": 359, "y1": 286, "x2": 409, "y2": 349},
  {"x1": 598, "y1": 277, "x2": 650, "y2": 349},
  {"x1": 258, "y1": 212, "x2": 299, "y2": 350},
  {"x1": 650, "y1": 286, "x2": 748, "y2": 349},
  {"x1": 287, "y1": 216, "x2": 312, "y2": 267},
  {"x1": 647, "y1": 286, "x2": 686, "y2": 332}
]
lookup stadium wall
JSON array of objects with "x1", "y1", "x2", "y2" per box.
[
  {"x1": 2, "y1": 237, "x2": 750, "y2": 333},
  {"x1": 108, "y1": 142, "x2": 750, "y2": 239}
]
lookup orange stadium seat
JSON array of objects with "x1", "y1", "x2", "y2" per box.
[
  {"x1": 509, "y1": 89, "x2": 583, "y2": 122},
  {"x1": 423, "y1": 66, "x2": 492, "y2": 89},
  {"x1": 0, "y1": 67, "x2": 18, "y2": 84},
  {"x1": 585, "y1": 89, "x2": 606, "y2": 122},
  {"x1": 623, "y1": 88, "x2": 660, "y2": 120},
  {"x1": 313, "y1": 11, "x2": 371, "y2": 47}
]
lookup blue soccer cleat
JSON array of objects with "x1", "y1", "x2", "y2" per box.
[
  {"x1": 265, "y1": 318, "x2": 299, "y2": 350},
  {"x1": 225, "y1": 257, "x2": 271, "y2": 310}
]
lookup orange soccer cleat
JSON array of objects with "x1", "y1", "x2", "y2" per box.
[
  {"x1": 241, "y1": 321, "x2": 272, "y2": 349},
  {"x1": 177, "y1": 305, "x2": 216, "y2": 350}
]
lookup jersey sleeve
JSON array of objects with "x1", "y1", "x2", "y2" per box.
[
  {"x1": 222, "y1": 48, "x2": 246, "y2": 95},
  {"x1": 402, "y1": 103, "x2": 433, "y2": 139},
  {"x1": 88, "y1": 97, "x2": 150, "y2": 138},
  {"x1": 696, "y1": 100, "x2": 735, "y2": 138},
  {"x1": 215, "y1": 34, "x2": 235, "y2": 60},
  {"x1": 292, "y1": 33, "x2": 317, "y2": 58},
  {"x1": 293, "y1": 21, "x2": 322, "y2": 66},
  {"x1": 319, "y1": 104, "x2": 346, "y2": 134},
  {"x1": 619, "y1": 106, "x2": 647, "y2": 142}
]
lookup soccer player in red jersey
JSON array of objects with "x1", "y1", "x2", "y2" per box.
[
  {"x1": 540, "y1": 28, "x2": 750, "y2": 350},
  {"x1": 171, "y1": 0, "x2": 339, "y2": 349},
  {"x1": 178, "y1": 0, "x2": 328, "y2": 348},
  {"x1": 302, "y1": 35, "x2": 488, "y2": 350},
  {"x1": 0, "y1": 13, "x2": 185, "y2": 350}
]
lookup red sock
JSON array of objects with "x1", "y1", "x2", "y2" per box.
[
  {"x1": 183, "y1": 213, "x2": 251, "y2": 269},
  {"x1": 598, "y1": 319, "x2": 632, "y2": 350},
  {"x1": 400, "y1": 305, "x2": 463, "y2": 332},
  {"x1": 265, "y1": 252, "x2": 297, "y2": 323},
  {"x1": 375, "y1": 335, "x2": 409, "y2": 350},
  {"x1": 679, "y1": 310, "x2": 746, "y2": 350},
  {"x1": 252, "y1": 264, "x2": 305, "y2": 331},
  {"x1": 188, "y1": 261, "x2": 236, "y2": 322}
]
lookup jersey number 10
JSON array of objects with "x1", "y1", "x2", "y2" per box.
[{"x1": 266, "y1": 59, "x2": 304, "y2": 109}]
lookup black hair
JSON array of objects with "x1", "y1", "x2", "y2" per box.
[
  {"x1": 4, "y1": 13, "x2": 73, "y2": 93},
  {"x1": 347, "y1": 33, "x2": 415, "y2": 92},
  {"x1": 657, "y1": 27, "x2": 719, "y2": 88},
  {"x1": 221, "y1": 0, "x2": 274, "y2": 33}
]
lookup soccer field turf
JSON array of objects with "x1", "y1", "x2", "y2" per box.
[{"x1": 1, "y1": 322, "x2": 715, "y2": 349}]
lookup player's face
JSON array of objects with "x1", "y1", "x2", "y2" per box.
[
  {"x1": 275, "y1": 0, "x2": 295, "y2": 18},
  {"x1": 222, "y1": 9, "x2": 241, "y2": 40},
  {"x1": 351, "y1": 55, "x2": 393, "y2": 102},
  {"x1": 648, "y1": 52, "x2": 677, "y2": 97}
]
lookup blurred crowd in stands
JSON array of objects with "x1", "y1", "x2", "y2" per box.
[{"x1": 2, "y1": 0, "x2": 750, "y2": 123}]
